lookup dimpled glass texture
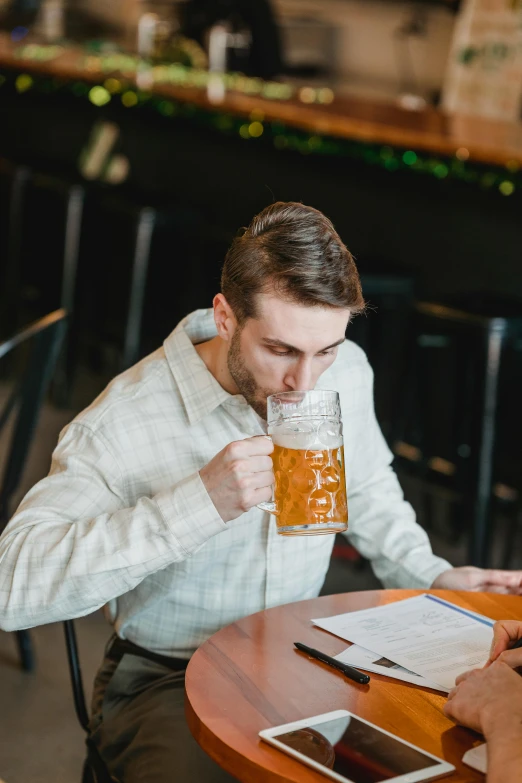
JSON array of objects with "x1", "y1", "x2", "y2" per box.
[{"x1": 267, "y1": 391, "x2": 348, "y2": 535}]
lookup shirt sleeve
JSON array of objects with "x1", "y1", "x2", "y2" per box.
[
  {"x1": 343, "y1": 359, "x2": 452, "y2": 589},
  {"x1": 0, "y1": 422, "x2": 226, "y2": 631}
]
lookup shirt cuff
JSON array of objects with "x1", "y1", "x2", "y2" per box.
[
  {"x1": 396, "y1": 556, "x2": 453, "y2": 590},
  {"x1": 154, "y1": 472, "x2": 227, "y2": 555}
]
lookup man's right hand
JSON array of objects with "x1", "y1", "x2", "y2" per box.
[
  {"x1": 199, "y1": 436, "x2": 274, "y2": 523},
  {"x1": 487, "y1": 620, "x2": 522, "y2": 669}
]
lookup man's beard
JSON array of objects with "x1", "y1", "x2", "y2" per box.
[{"x1": 227, "y1": 329, "x2": 272, "y2": 420}]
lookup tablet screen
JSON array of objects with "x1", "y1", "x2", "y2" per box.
[{"x1": 274, "y1": 715, "x2": 439, "y2": 783}]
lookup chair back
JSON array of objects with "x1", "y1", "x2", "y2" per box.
[
  {"x1": 0, "y1": 309, "x2": 68, "y2": 529},
  {"x1": 63, "y1": 619, "x2": 90, "y2": 732},
  {"x1": 63, "y1": 619, "x2": 118, "y2": 782},
  {"x1": 0, "y1": 311, "x2": 116, "y2": 779}
]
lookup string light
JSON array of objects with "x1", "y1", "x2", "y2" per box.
[
  {"x1": 14, "y1": 44, "x2": 63, "y2": 61},
  {"x1": 158, "y1": 100, "x2": 176, "y2": 116},
  {"x1": 248, "y1": 121, "x2": 264, "y2": 138},
  {"x1": 317, "y1": 87, "x2": 334, "y2": 104},
  {"x1": 88, "y1": 85, "x2": 111, "y2": 106},
  {"x1": 384, "y1": 157, "x2": 399, "y2": 171},
  {"x1": 481, "y1": 173, "x2": 496, "y2": 188},
  {"x1": 104, "y1": 78, "x2": 122, "y2": 93},
  {"x1": 298, "y1": 87, "x2": 316, "y2": 104},
  {"x1": 11, "y1": 44, "x2": 321, "y2": 104},
  {"x1": 433, "y1": 164, "x2": 449, "y2": 179},
  {"x1": 121, "y1": 90, "x2": 138, "y2": 107},
  {"x1": 15, "y1": 73, "x2": 32, "y2": 92},
  {"x1": 499, "y1": 180, "x2": 515, "y2": 196}
]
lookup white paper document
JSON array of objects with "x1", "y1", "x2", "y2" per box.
[
  {"x1": 334, "y1": 644, "x2": 447, "y2": 692},
  {"x1": 313, "y1": 594, "x2": 494, "y2": 691}
]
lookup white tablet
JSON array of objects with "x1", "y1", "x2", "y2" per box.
[{"x1": 259, "y1": 710, "x2": 455, "y2": 783}]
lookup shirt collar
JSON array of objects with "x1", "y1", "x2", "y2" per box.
[{"x1": 164, "y1": 309, "x2": 232, "y2": 426}]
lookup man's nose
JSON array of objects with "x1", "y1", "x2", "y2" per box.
[{"x1": 285, "y1": 360, "x2": 315, "y2": 391}]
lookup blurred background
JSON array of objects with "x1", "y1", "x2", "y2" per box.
[{"x1": 1, "y1": 0, "x2": 522, "y2": 780}]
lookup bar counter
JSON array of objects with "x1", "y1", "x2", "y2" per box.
[
  {"x1": 1, "y1": 32, "x2": 522, "y2": 314},
  {"x1": 2, "y1": 33, "x2": 522, "y2": 170}
]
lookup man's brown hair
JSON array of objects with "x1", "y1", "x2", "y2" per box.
[{"x1": 221, "y1": 201, "x2": 365, "y2": 323}]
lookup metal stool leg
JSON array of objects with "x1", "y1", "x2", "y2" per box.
[
  {"x1": 468, "y1": 320, "x2": 506, "y2": 567},
  {"x1": 52, "y1": 184, "x2": 85, "y2": 406},
  {"x1": 501, "y1": 503, "x2": 521, "y2": 570},
  {"x1": 15, "y1": 629, "x2": 35, "y2": 672},
  {"x1": 122, "y1": 207, "x2": 156, "y2": 371}
]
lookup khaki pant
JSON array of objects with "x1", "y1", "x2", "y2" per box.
[{"x1": 90, "y1": 650, "x2": 237, "y2": 783}]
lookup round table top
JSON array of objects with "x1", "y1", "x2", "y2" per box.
[{"x1": 185, "y1": 589, "x2": 522, "y2": 783}]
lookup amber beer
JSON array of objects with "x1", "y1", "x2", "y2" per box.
[
  {"x1": 272, "y1": 441, "x2": 348, "y2": 534},
  {"x1": 257, "y1": 390, "x2": 348, "y2": 536}
]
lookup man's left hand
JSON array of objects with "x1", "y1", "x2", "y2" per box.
[{"x1": 431, "y1": 566, "x2": 522, "y2": 594}]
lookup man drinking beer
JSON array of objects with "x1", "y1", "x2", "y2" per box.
[{"x1": 1, "y1": 202, "x2": 521, "y2": 782}]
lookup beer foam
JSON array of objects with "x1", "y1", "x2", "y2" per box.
[{"x1": 271, "y1": 423, "x2": 342, "y2": 451}]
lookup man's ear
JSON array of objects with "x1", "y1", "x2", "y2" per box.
[{"x1": 213, "y1": 294, "x2": 238, "y2": 343}]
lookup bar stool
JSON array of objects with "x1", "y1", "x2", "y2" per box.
[
  {"x1": 0, "y1": 159, "x2": 220, "y2": 399},
  {"x1": 31, "y1": 173, "x2": 85, "y2": 404},
  {"x1": 19, "y1": 179, "x2": 157, "y2": 381},
  {"x1": 79, "y1": 196, "x2": 157, "y2": 372},
  {"x1": 335, "y1": 267, "x2": 414, "y2": 568},
  {"x1": 0, "y1": 161, "x2": 85, "y2": 403},
  {"x1": 78, "y1": 193, "x2": 224, "y2": 375},
  {"x1": 393, "y1": 295, "x2": 522, "y2": 568},
  {"x1": 349, "y1": 268, "x2": 415, "y2": 444}
]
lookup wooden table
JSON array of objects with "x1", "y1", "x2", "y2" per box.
[{"x1": 185, "y1": 589, "x2": 522, "y2": 782}]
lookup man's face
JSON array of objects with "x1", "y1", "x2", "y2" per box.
[{"x1": 227, "y1": 292, "x2": 350, "y2": 419}]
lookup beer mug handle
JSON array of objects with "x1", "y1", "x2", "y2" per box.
[{"x1": 257, "y1": 501, "x2": 278, "y2": 515}]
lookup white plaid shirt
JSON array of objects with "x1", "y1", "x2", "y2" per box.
[{"x1": 0, "y1": 309, "x2": 450, "y2": 657}]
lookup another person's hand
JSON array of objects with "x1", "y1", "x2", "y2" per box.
[
  {"x1": 486, "y1": 620, "x2": 522, "y2": 669},
  {"x1": 445, "y1": 662, "x2": 522, "y2": 783},
  {"x1": 200, "y1": 436, "x2": 274, "y2": 522},
  {"x1": 431, "y1": 566, "x2": 522, "y2": 595},
  {"x1": 443, "y1": 660, "x2": 522, "y2": 736}
]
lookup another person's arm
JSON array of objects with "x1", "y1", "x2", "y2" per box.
[
  {"x1": 0, "y1": 422, "x2": 272, "y2": 630},
  {"x1": 444, "y1": 662, "x2": 522, "y2": 783}
]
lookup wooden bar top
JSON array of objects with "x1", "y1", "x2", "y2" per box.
[{"x1": 2, "y1": 33, "x2": 522, "y2": 169}]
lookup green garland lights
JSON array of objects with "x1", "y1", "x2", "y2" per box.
[{"x1": 1, "y1": 45, "x2": 520, "y2": 198}]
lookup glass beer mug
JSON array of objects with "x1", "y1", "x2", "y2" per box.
[{"x1": 258, "y1": 390, "x2": 348, "y2": 536}]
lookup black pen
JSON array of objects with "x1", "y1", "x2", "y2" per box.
[
  {"x1": 294, "y1": 642, "x2": 370, "y2": 685},
  {"x1": 511, "y1": 637, "x2": 522, "y2": 650}
]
